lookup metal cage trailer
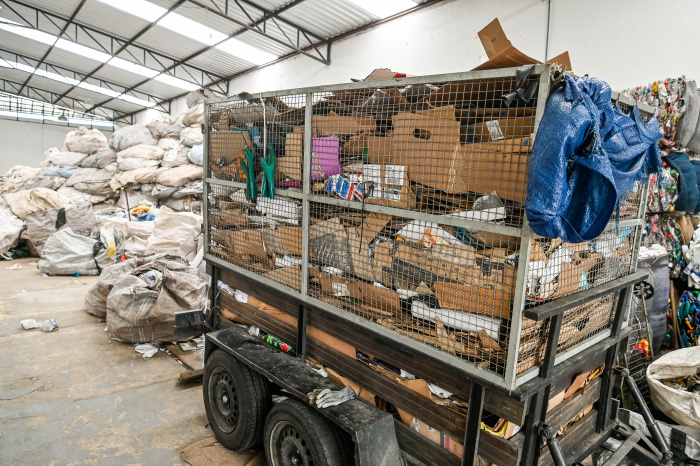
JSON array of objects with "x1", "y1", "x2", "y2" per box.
[{"x1": 195, "y1": 65, "x2": 672, "y2": 466}]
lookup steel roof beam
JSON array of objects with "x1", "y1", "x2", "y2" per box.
[
  {"x1": 0, "y1": 1, "x2": 226, "y2": 84},
  {"x1": 187, "y1": 0, "x2": 331, "y2": 64},
  {"x1": 16, "y1": 0, "x2": 87, "y2": 95},
  {"x1": 84, "y1": 0, "x2": 309, "y2": 114},
  {"x1": 0, "y1": 78, "x2": 118, "y2": 120},
  {"x1": 113, "y1": 0, "x2": 447, "y2": 122},
  {"x1": 0, "y1": 48, "x2": 170, "y2": 113},
  {"x1": 50, "y1": 0, "x2": 189, "y2": 107}
]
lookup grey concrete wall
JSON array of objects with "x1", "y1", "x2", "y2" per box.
[{"x1": 0, "y1": 119, "x2": 113, "y2": 174}]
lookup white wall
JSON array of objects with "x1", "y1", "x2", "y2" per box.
[
  {"x1": 0, "y1": 119, "x2": 113, "y2": 173},
  {"x1": 132, "y1": 0, "x2": 700, "y2": 122}
]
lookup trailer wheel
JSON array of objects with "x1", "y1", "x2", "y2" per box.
[
  {"x1": 203, "y1": 350, "x2": 270, "y2": 450},
  {"x1": 264, "y1": 397, "x2": 348, "y2": 466}
]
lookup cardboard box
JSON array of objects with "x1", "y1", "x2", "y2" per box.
[
  {"x1": 209, "y1": 131, "x2": 252, "y2": 163},
  {"x1": 347, "y1": 163, "x2": 416, "y2": 209},
  {"x1": 389, "y1": 108, "x2": 531, "y2": 200}
]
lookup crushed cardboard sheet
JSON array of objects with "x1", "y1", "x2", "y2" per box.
[{"x1": 180, "y1": 437, "x2": 265, "y2": 466}]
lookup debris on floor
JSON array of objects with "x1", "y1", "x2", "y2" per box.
[
  {"x1": 180, "y1": 437, "x2": 265, "y2": 466},
  {"x1": 20, "y1": 318, "x2": 59, "y2": 332}
]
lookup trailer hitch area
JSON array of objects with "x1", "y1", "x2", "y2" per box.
[
  {"x1": 174, "y1": 309, "x2": 207, "y2": 339},
  {"x1": 612, "y1": 366, "x2": 674, "y2": 465},
  {"x1": 538, "y1": 424, "x2": 570, "y2": 466}
]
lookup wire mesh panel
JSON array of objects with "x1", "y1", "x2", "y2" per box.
[{"x1": 203, "y1": 66, "x2": 652, "y2": 388}]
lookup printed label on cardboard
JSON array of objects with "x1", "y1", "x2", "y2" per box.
[
  {"x1": 331, "y1": 282, "x2": 350, "y2": 297},
  {"x1": 383, "y1": 188, "x2": 401, "y2": 202},
  {"x1": 364, "y1": 165, "x2": 382, "y2": 198},
  {"x1": 385, "y1": 165, "x2": 405, "y2": 186},
  {"x1": 485, "y1": 119, "x2": 505, "y2": 141}
]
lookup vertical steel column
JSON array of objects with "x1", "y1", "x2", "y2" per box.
[
  {"x1": 462, "y1": 383, "x2": 485, "y2": 466},
  {"x1": 202, "y1": 102, "x2": 211, "y2": 257},
  {"x1": 623, "y1": 180, "x2": 650, "y2": 325},
  {"x1": 596, "y1": 285, "x2": 631, "y2": 432},
  {"x1": 504, "y1": 67, "x2": 551, "y2": 389},
  {"x1": 301, "y1": 92, "x2": 313, "y2": 296}
]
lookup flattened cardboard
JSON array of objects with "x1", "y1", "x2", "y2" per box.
[
  {"x1": 391, "y1": 111, "x2": 466, "y2": 193},
  {"x1": 281, "y1": 132, "x2": 304, "y2": 180},
  {"x1": 278, "y1": 226, "x2": 303, "y2": 256},
  {"x1": 352, "y1": 279, "x2": 402, "y2": 315},
  {"x1": 473, "y1": 18, "x2": 572, "y2": 72},
  {"x1": 472, "y1": 116, "x2": 535, "y2": 143},
  {"x1": 225, "y1": 229, "x2": 268, "y2": 260},
  {"x1": 307, "y1": 327, "x2": 357, "y2": 360},
  {"x1": 263, "y1": 265, "x2": 302, "y2": 291},
  {"x1": 393, "y1": 242, "x2": 477, "y2": 286},
  {"x1": 434, "y1": 281, "x2": 513, "y2": 318},
  {"x1": 209, "y1": 131, "x2": 252, "y2": 163},
  {"x1": 312, "y1": 113, "x2": 376, "y2": 135},
  {"x1": 325, "y1": 367, "x2": 380, "y2": 407},
  {"x1": 390, "y1": 108, "x2": 531, "y2": 199}
]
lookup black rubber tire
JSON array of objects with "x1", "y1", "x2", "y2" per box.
[
  {"x1": 203, "y1": 350, "x2": 271, "y2": 451},
  {"x1": 264, "y1": 397, "x2": 349, "y2": 466}
]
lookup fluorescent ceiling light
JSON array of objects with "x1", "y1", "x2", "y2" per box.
[
  {"x1": 154, "y1": 73, "x2": 200, "y2": 91},
  {"x1": 93, "y1": 0, "x2": 279, "y2": 64},
  {"x1": 0, "y1": 16, "x2": 200, "y2": 91},
  {"x1": 106, "y1": 57, "x2": 158, "y2": 78},
  {"x1": 216, "y1": 38, "x2": 277, "y2": 65},
  {"x1": 55, "y1": 38, "x2": 112, "y2": 62},
  {"x1": 0, "y1": 57, "x2": 156, "y2": 107},
  {"x1": 345, "y1": 0, "x2": 416, "y2": 18}
]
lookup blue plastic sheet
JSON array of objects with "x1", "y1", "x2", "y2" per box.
[
  {"x1": 527, "y1": 76, "x2": 662, "y2": 242},
  {"x1": 38, "y1": 164, "x2": 80, "y2": 178}
]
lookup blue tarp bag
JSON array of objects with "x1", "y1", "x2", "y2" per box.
[
  {"x1": 665, "y1": 152, "x2": 699, "y2": 212},
  {"x1": 527, "y1": 76, "x2": 661, "y2": 243}
]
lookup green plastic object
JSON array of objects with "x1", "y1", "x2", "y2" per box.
[
  {"x1": 261, "y1": 143, "x2": 275, "y2": 199},
  {"x1": 240, "y1": 147, "x2": 257, "y2": 199}
]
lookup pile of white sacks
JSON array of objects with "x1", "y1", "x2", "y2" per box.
[{"x1": 0, "y1": 90, "x2": 210, "y2": 274}]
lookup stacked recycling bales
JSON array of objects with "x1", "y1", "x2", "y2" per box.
[{"x1": 0, "y1": 90, "x2": 209, "y2": 268}]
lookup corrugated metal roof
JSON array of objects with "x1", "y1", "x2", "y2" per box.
[
  {"x1": 281, "y1": 0, "x2": 377, "y2": 38},
  {"x1": 44, "y1": 49, "x2": 103, "y2": 75},
  {"x1": 0, "y1": 0, "x2": 427, "y2": 119}
]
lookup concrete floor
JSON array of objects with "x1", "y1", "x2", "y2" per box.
[{"x1": 0, "y1": 258, "x2": 211, "y2": 465}]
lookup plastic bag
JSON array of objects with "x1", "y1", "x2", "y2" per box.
[
  {"x1": 110, "y1": 125, "x2": 159, "y2": 151},
  {"x1": 647, "y1": 346, "x2": 700, "y2": 427},
  {"x1": 46, "y1": 150, "x2": 88, "y2": 166},
  {"x1": 159, "y1": 139, "x2": 190, "y2": 168},
  {"x1": 0, "y1": 207, "x2": 24, "y2": 256},
  {"x1": 179, "y1": 126, "x2": 203, "y2": 147},
  {"x1": 37, "y1": 223, "x2": 124, "y2": 276},
  {"x1": 146, "y1": 122, "x2": 183, "y2": 139},
  {"x1": 3, "y1": 187, "x2": 75, "y2": 220},
  {"x1": 187, "y1": 144, "x2": 203, "y2": 166},
  {"x1": 78, "y1": 147, "x2": 117, "y2": 169},
  {"x1": 25, "y1": 204, "x2": 96, "y2": 255},
  {"x1": 144, "y1": 206, "x2": 201, "y2": 257},
  {"x1": 37, "y1": 164, "x2": 80, "y2": 178},
  {"x1": 182, "y1": 103, "x2": 204, "y2": 127},
  {"x1": 155, "y1": 164, "x2": 203, "y2": 187},
  {"x1": 109, "y1": 166, "x2": 162, "y2": 191},
  {"x1": 20, "y1": 176, "x2": 66, "y2": 191},
  {"x1": 64, "y1": 126, "x2": 109, "y2": 154},
  {"x1": 106, "y1": 265, "x2": 207, "y2": 343},
  {"x1": 64, "y1": 168, "x2": 114, "y2": 197}
]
